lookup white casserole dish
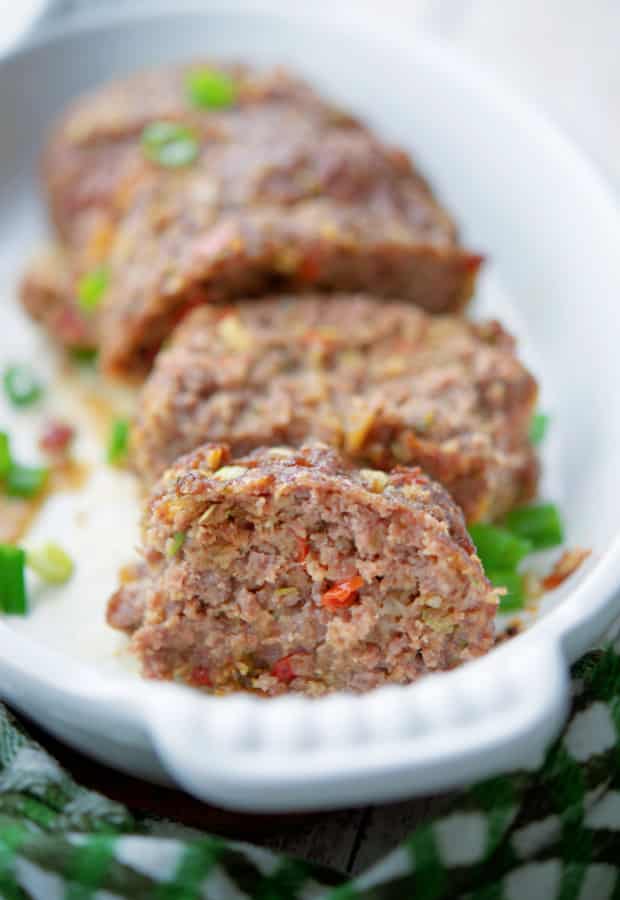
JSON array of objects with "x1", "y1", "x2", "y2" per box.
[{"x1": 1, "y1": 0, "x2": 620, "y2": 812}]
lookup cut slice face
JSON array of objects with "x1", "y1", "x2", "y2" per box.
[
  {"x1": 131, "y1": 295, "x2": 538, "y2": 522},
  {"x1": 107, "y1": 442, "x2": 498, "y2": 696}
]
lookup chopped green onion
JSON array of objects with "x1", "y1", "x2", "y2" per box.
[
  {"x1": 0, "y1": 544, "x2": 27, "y2": 615},
  {"x1": 6, "y1": 464, "x2": 48, "y2": 498},
  {"x1": 0, "y1": 432, "x2": 10, "y2": 479},
  {"x1": 185, "y1": 67, "x2": 237, "y2": 109},
  {"x1": 141, "y1": 121, "x2": 199, "y2": 168},
  {"x1": 3, "y1": 365, "x2": 42, "y2": 407},
  {"x1": 529, "y1": 412, "x2": 549, "y2": 445},
  {"x1": 489, "y1": 570, "x2": 525, "y2": 613},
  {"x1": 468, "y1": 523, "x2": 532, "y2": 571},
  {"x1": 504, "y1": 503, "x2": 564, "y2": 551},
  {"x1": 27, "y1": 543, "x2": 74, "y2": 585},
  {"x1": 70, "y1": 347, "x2": 99, "y2": 366},
  {"x1": 107, "y1": 418, "x2": 130, "y2": 465},
  {"x1": 166, "y1": 531, "x2": 186, "y2": 558},
  {"x1": 77, "y1": 267, "x2": 108, "y2": 313}
]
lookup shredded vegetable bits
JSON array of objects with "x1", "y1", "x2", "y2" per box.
[
  {"x1": 504, "y1": 503, "x2": 564, "y2": 550},
  {"x1": 529, "y1": 411, "x2": 549, "y2": 445},
  {"x1": 39, "y1": 421, "x2": 74, "y2": 457},
  {"x1": 543, "y1": 548, "x2": 590, "y2": 591},
  {"x1": 107, "y1": 419, "x2": 130, "y2": 466},
  {"x1": 6, "y1": 464, "x2": 48, "y2": 498},
  {"x1": 321, "y1": 576, "x2": 364, "y2": 610},
  {"x1": 0, "y1": 544, "x2": 26, "y2": 614},
  {"x1": 185, "y1": 67, "x2": 237, "y2": 109},
  {"x1": 27, "y1": 543, "x2": 74, "y2": 585},
  {"x1": 141, "y1": 121, "x2": 200, "y2": 168},
  {"x1": 3, "y1": 364, "x2": 42, "y2": 407},
  {"x1": 0, "y1": 432, "x2": 49, "y2": 500},
  {"x1": 77, "y1": 266, "x2": 109, "y2": 313},
  {"x1": 166, "y1": 531, "x2": 186, "y2": 558},
  {"x1": 271, "y1": 655, "x2": 297, "y2": 684},
  {"x1": 487, "y1": 571, "x2": 525, "y2": 613},
  {"x1": 469, "y1": 502, "x2": 565, "y2": 613},
  {"x1": 70, "y1": 347, "x2": 98, "y2": 366},
  {"x1": 0, "y1": 433, "x2": 10, "y2": 478},
  {"x1": 468, "y1": 523, "x2": 531, "y2": 571}
]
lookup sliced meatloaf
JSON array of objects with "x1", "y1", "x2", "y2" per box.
[
  {"x1": 107, "y1": 442, "x2": 498, "y2": 696},
  {"x1": 19, "y1": 244, "x2": 97, "y2": 350},
  {"x1": 22, "y1": 63, "x2": 481, "y2": 372},
  {"x1": 131, "y1": 295, "x2": 538, "y2": 522}
]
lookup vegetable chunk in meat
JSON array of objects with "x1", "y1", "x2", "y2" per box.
[
  {"x1": 131, "y1": 294, "x2": 538, "y2": 522},
  {"x1": 21, "y1": 63, "x2": 482, "y2": 373},
  {"x1": 107, "y1": 442, "x2": 498, "y2": 696}
]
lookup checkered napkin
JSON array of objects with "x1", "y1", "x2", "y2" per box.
[{"x1": 1, "y1": 641, "x2": 619, "y2": 900}]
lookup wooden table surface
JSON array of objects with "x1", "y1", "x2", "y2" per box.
[{"x1": 20, "y1": 0, "x2": 620, "y2": 876}]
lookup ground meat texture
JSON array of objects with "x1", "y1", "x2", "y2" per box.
[
  {"x1": 23, "y1": 63, "x2": 481, "y2": 373},
  {"x1": 19, "y1": 245, "x2": 97, "y2": 350},
  {"x1": 131, "y1": 295, "x2": 538, "y2": 523},
  {"x1": 106, "y1": 442, "x2": 497, "y2": 696}
]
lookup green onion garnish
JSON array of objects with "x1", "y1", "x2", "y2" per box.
[
  {"x1": 167, "y1": 531, "x2": 186, "y2": 558},
  {"x1": 0, "y1": 544, "x2": 27, "y2": 615},
  {"x1": 3, "y1": 365, "x2": 42, "y2": 407},
  {"x1": 27, "y1": 543, "x2": 74, "y2": 585},
  {"x1": 529, "y1": 412, "x2": 549, "y2": 445},
  {"x1": 504, "y1": 503, "x2": 564, "y2": 551},
  {"x1": 6, "y1": 464, "x2": 48, "y2": 498},
  {"x1": 488, "y1": 570, "x2": 525, "y2": 613},
  {"x1": 0, "y1": 432, "x2": 10, "y2": 479},
  {"x1": 185, "y1": 67, "x2": 237, "y2": 109},
  {"x1": 141, "y1": 121, "x2": 199, "y2": 168},
  {"x1": 77, "y1": 267, "x2": 108, "y2": 314},
  {"x1": 107, "y1": 418, "x2": 130, "y2": 466},
  {"x1": 468, "y1": 523, "x2": 532, "y2": 571},
  {"x1": 70, "y1": 347, "x2": 99, "y2": 366}
]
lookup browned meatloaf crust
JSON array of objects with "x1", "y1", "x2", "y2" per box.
[
  {"x1": 23, "y1": 63, "x2": 481, "y2": 373},
  {"x1": 107, "y1": 442, "x2": 498, "y2": 696},
  {"x1": 131, "y1": 295, "x2": 538, "y2": 522}
]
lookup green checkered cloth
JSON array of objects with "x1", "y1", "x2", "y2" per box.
[{"x1": 1, "y1": 642, "x2": 620, "y2": 900}]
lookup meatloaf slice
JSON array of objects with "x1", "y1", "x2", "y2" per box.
[
  {"x1": 24, "y1": 63, "x2": 481, "y2": 372},
  {"x1": 19, "y1": 244, "x2": 97, "y2": 351},
  {"x1": 107, "y1": 442, "x2": 497, "y2": 696},
  {"x1": 131, "y1": 295, "x2": 538, "y2": 522}
]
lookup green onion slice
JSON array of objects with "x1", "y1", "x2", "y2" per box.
[
  {"x1": 78, "y1": 267, "x2": 109, "y2": 313},
  {"x1": 141, "y1": 121, "x2": 199, "y2": 168},
  {"x1": 167, "y1": 531, "x2": 186, "y2": 558},
  {"x1": 0, "y1": 433, "x2": 10, "y2": 479},
  {"x1": 27, "y1": 543, "x2": 74, "y2": 585},
  {"x1": 504, "y1": 503, "x2": 564, "y2": 551},
  {"x1": 489, "y1": 570, "x2": 525, "y2": 613},
  {"x1": 3, "y1": 365, "x2": 42, "y2": 407},
  {"x1": 69, "y1": 347, "x2": 99, "y2": 366},
  {"x1": 529, "y1": 412, "x2": 549, "y2": 445},
  {"x1": 468, "y1": 523, "x2": 532, "y2": 571},
  {"x1": 6, "y1": 464, "x2": 48, "y2": 498},
  {"x1": 185, "y1": 67, "x2": 237, "y2": 109},
  {"x1": 107, "y1": 419, "x2": 130, "y2": 466},
  {"x1": 0, "y1": 544, "x2": 27, "y2": 614}
]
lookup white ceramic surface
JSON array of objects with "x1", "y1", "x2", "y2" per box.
[{"x1": 1, "y1": 1, "x2": 620, "y2": 812}]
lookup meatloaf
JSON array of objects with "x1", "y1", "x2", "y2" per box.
[
  {"x1": 22, "y1": 62, "x2": 482, "y2": 373},
  {"x1": 131, "y1": 295, "x2": 538, "y2": 522},
  {"x1": 107, "y1": 442, "x2": 498, "y2": 695}
]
